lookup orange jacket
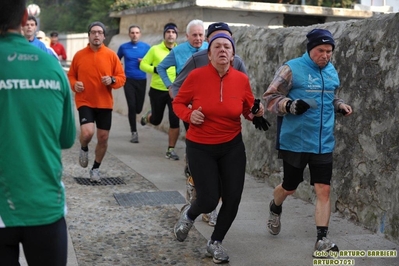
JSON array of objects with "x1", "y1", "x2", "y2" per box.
[{"x1": 68, "y1": 44, "x2": 126, "y2": 109}]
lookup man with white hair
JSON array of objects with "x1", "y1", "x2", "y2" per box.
[{"x1": 157, "y1": 19, "x2": 208, "y2": 89}]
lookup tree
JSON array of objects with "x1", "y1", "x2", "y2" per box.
[
  {"x1": 28, "y1": 0, "x2": 119, "y2": 33},
  {"x1": 87, "y1": 0, "x2": 119, "y2": 31}
]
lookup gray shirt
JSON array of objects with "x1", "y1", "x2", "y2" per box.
[{"x1": 170, "y1": 49, "x2": 247, "y2": 97}]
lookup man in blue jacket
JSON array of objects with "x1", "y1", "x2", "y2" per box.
[
  {"x1": 263, "y1": 29, "x2": 353, "y2": 257},
  {"x1": 117, "y1": 25, "x2": 150, "y2": 143},
  {"x1": 22, "y1": 15, "x2": 59, "y2": 59}
]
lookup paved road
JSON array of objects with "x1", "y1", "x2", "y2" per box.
[{"x1": 20, "y1": 111, "x2": 398, "y2": 266}]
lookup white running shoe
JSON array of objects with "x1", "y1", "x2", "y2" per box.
[{"x1": 89, "y1": 168, "x2": 101, "y2": 183}]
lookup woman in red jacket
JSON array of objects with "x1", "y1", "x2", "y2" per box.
[{"x1": 172, "y1": 33, "x2": 265, "y2": 264}]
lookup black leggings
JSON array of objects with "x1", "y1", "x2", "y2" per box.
[
  {"x1": 186, "y1": 133, "x2": 246, "y2": 242},
  {"x1": 148, "y1": 87, "x2": 179, "y2": 128},
  {"x1": 124, "y1": 78, "x2": 147, "y2": 132},
  {"x1": 0, "y1": 217, "x2": 67, "y2": 266}
]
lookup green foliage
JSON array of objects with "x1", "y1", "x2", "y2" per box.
[
  {"x1": 88, "y1": 0, "x2": 120, "y2": 30},
  {"x1": 111, "y1": 0, "x2": 177, "y2": 12},
  {"x1": 28, "y1": 0, "x2": 119, "y2": 33}
]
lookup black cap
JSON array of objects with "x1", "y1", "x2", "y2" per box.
[
  {"x1": 206, "y1": 22, "x2": 232, "y2": 38},
  {"x1": 50, "y1": 31, "x2": 58, "y2": 37}
]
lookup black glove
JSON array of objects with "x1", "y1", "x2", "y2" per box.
[
  {"x1": 251, "y1": 99, "x2": 261, "y2": 115},
  {"x1": 286, "y1": 99, "x2": 310, "y2": 115},
  {"x1": 252, "y1": 116, "x2": 271, "y2": 131},
  {"x1": 251, "y1": 98, "x2": 270, "y2": 131},
  {"x1": 336, "y1": 109, "x2": 348, "y2": 115}
]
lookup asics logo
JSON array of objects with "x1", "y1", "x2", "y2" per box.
[
  {"x1": 322, "y1": 39, "x2": 329, "y2": 42},
  {"x1": 7, "y1": 53, "x2": 17, "y2": 62},
  {"x1": 7, "y1": 53, "x2": 39, "y2": 61}
]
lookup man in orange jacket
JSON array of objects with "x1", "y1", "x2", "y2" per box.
[{"x1": 68, "y1": 21, "x2": 126, "y2": 182}]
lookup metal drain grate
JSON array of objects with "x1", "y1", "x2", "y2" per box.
[
  {"x1": 114, "y1": 191, "x2": 186, "y2": 207},
  {"x1": 74, "y1": 177, "x2": 126, "y2": 186}
]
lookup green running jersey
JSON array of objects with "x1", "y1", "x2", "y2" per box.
[{"x1": 0, "y1": 33, "x2": 76, "y2": 227}]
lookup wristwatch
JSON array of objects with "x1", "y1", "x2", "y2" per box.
[{"x1": 110, "y1": 76, "x2": 116, "y2": 84}]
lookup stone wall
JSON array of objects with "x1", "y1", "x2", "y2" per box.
[
  {"x1": 108, "y1": 13, "x2": 399, "y2": 243},
  {"x1": 238, "y1": 13, "x2": 399, "y2": 243}
]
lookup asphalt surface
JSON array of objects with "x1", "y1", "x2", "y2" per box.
[{"x1": 19, "y1": 111, "x2": 398, "y2": 266}]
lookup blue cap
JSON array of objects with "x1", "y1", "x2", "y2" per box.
[
  {"x1": 208, "y1": 33, "x2": 235, "y2": 53},
  {"x1": 163, "y1": 22, "x2": 178, "y2": 37},
  {"x1": 206, "y1": 22, "x2": 232, "y2": 38}
]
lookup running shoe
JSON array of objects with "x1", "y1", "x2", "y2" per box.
[
  {"x1": 174, "y1": 203, "x2": 194, "y2": 242},
  {"x1": 202, "y1": 213, "x2": 210, "y2": 223},
  {"x1": 79, "y1": 148, "x2": 88, "y2": 168},
  {"x1": 130, "y1": 132, "x2": 138, "y2": 143},
  {"x1": 89, "y1": 168, "x2": 101, "y2": 183},
  {"x1": 313, "y1": 237, "x2": 339, "y2": 258},
  {"x1": 206, "y1": 240, "x2": 229, "y2": 264},
  {"x1": 165, "y1": 148, "x2": 179, "y2": 160},
  {"x1": 140, "y1": 110, "x2": 151, "y2": 126},
  {"x1": 208, "y1": 209, "x2": 218, "y2": 227},
  {"x1": 267, "y1": 200, "x2": 281, "y2": 235}
]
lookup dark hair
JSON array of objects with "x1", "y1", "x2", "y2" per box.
[
  {"x1": 27, "y1": 15, "x2": 37, "y2": 26},
  {"x1": 50, "y1": 31, "x2": 58, "y2": 37},
  {"x1": 128, "y1": 25, "x2": 140, "y2": 33},
  {"x1": 0, "y1": 0, "x2": 27, "y2": 34}
]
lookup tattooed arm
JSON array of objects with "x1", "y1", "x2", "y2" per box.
[{"x1": 263, "y1": 65, "x2": 293, "y2": 116}]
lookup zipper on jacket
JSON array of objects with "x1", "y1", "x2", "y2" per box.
[
  {"x1": 214, "y1": 67, "x2": 228, "y2": 102},
  {"x1": 319, "y1": 68, "x2": 324, "y2": 154},
  {"x1": 220, "y1": 76, "x2": 223, "y2": 102}
]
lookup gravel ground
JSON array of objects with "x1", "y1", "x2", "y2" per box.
[{"x1": 62, "y1": 141, "x2": 219, "y2": 266}]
